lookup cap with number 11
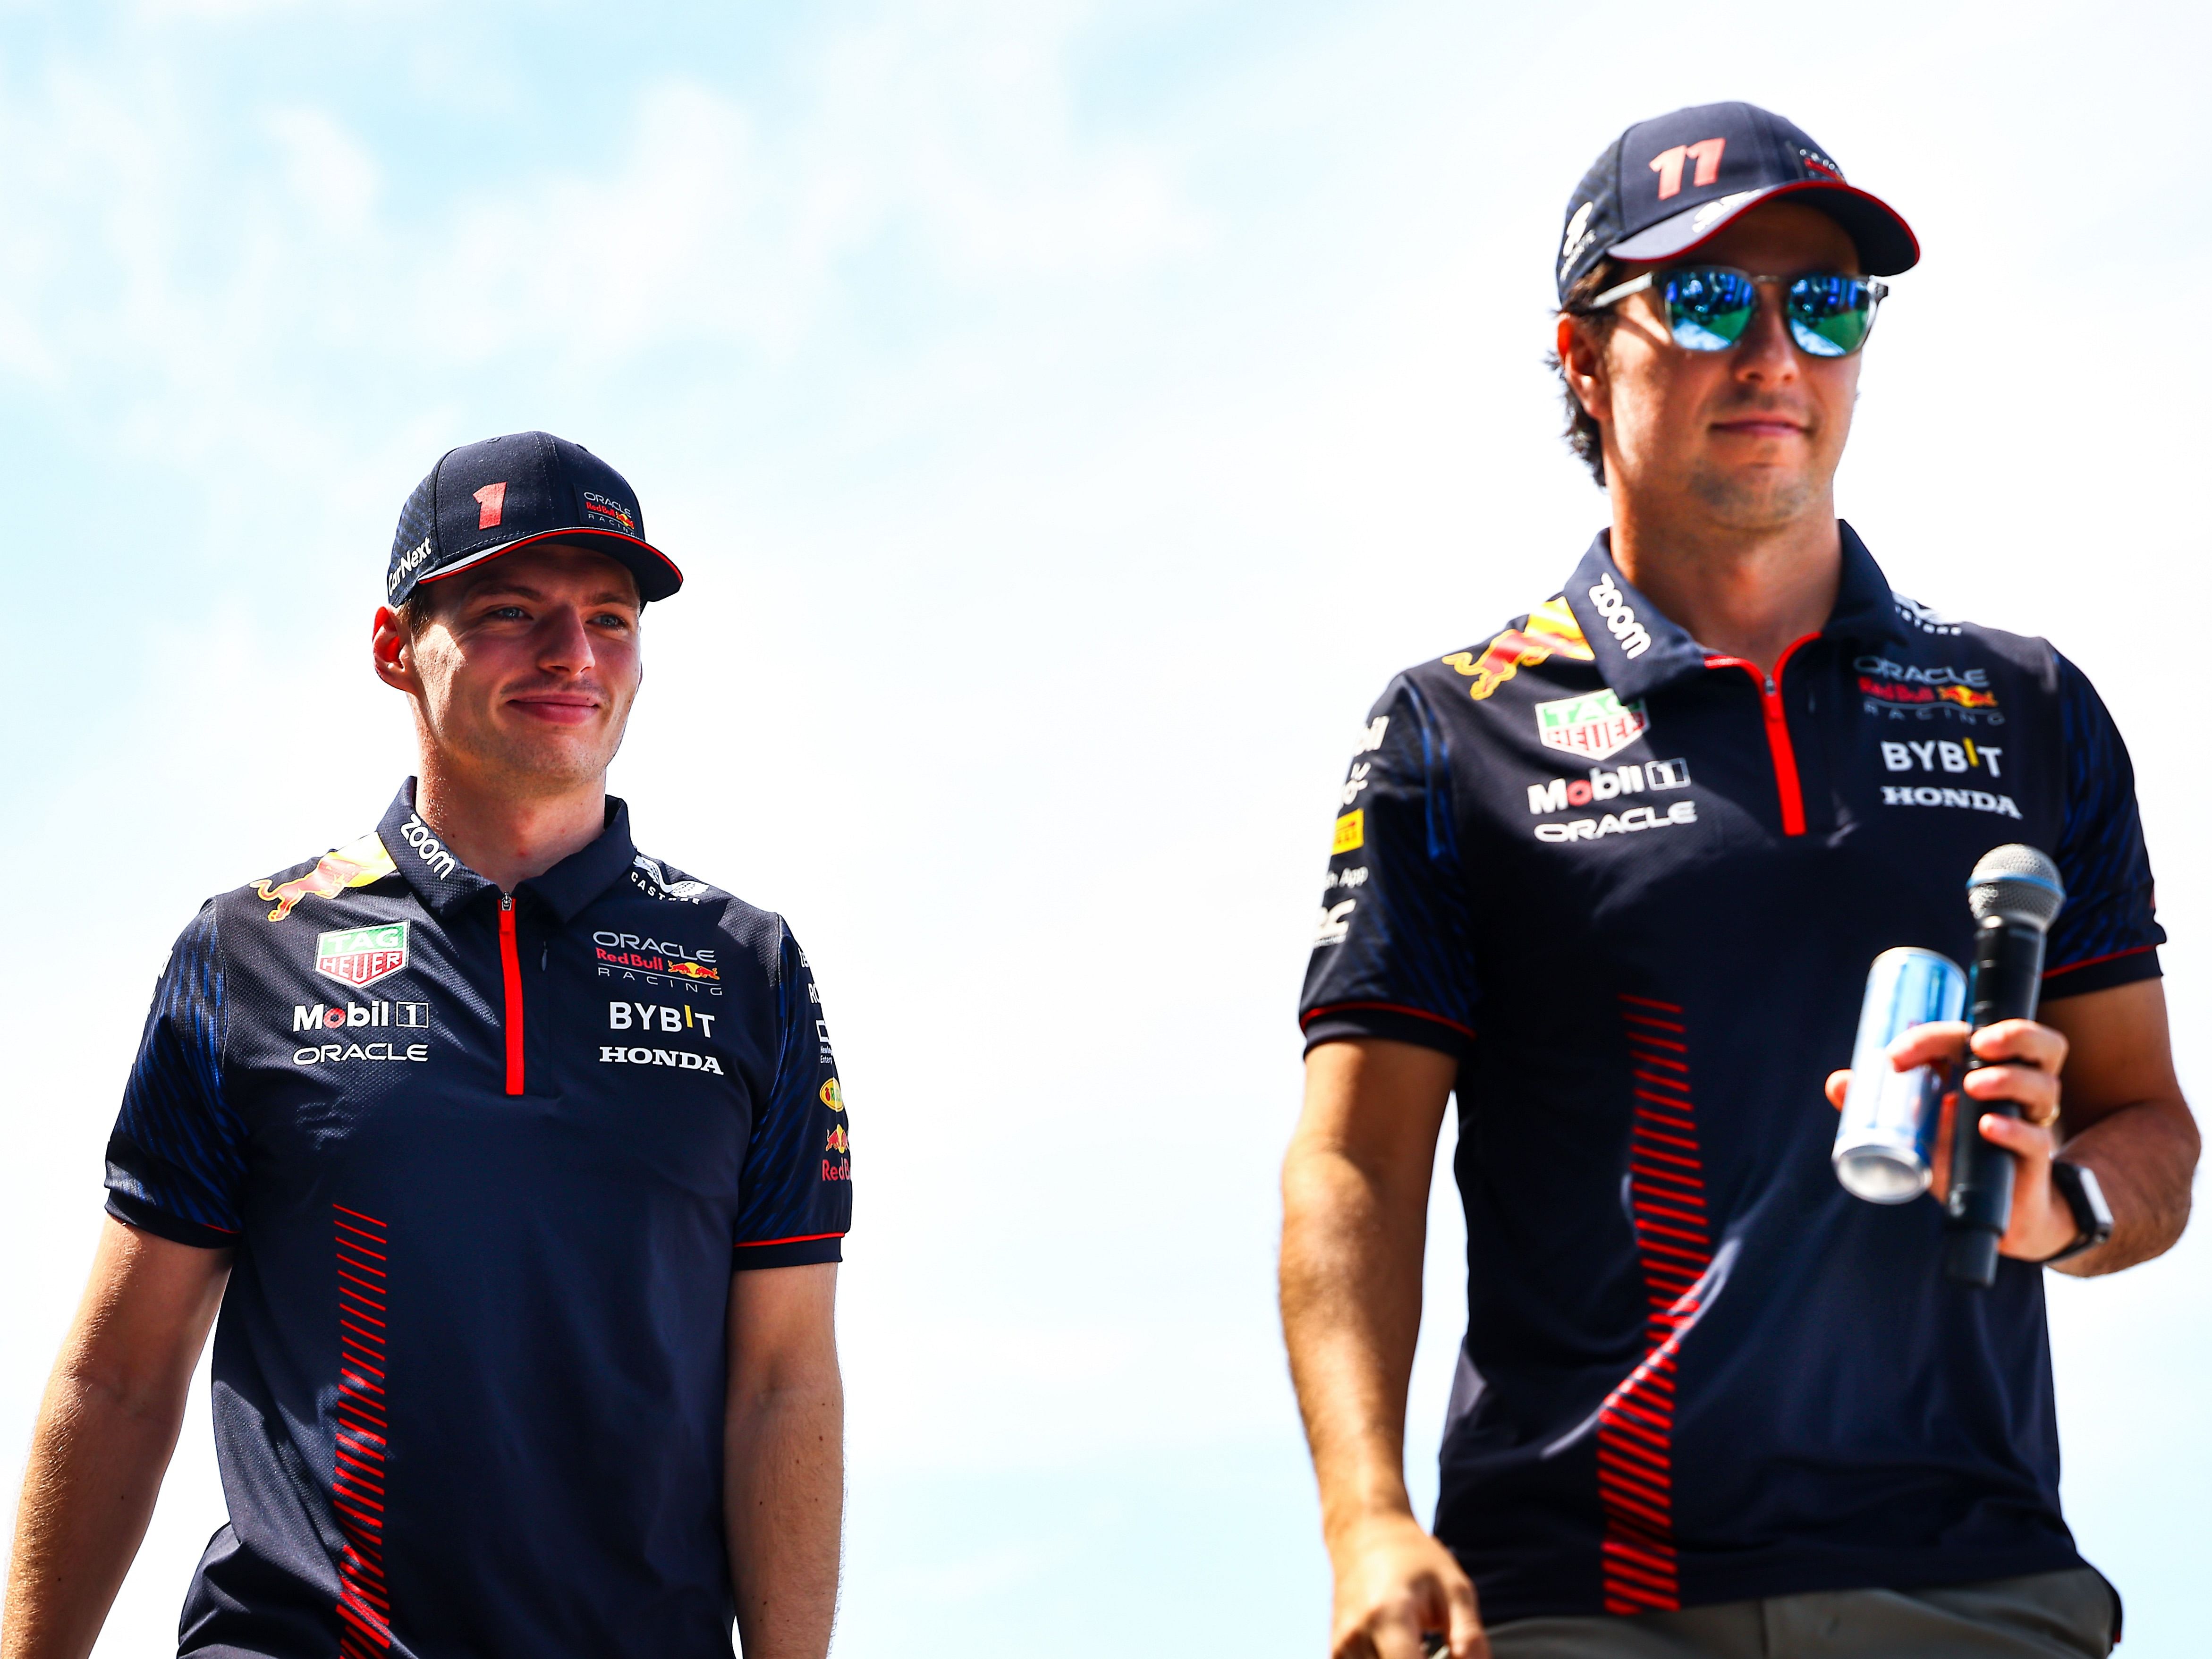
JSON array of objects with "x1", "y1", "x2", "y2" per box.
[{"x1": 1555, "y1": 101, "x2": 1919, "y2": 303}]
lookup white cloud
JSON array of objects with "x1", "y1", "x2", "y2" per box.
[{"x1": 264, "y1": 106, "x2": 380, "y2": 238}]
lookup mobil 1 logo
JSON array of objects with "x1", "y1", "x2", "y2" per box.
[{"x1": 1526, "y1": 757, "x2": 1698, "y2": 844}]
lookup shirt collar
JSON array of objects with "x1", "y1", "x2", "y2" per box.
[
  {"x1": 1827, "y1": 521, "x2": 1915, "y2": 648},
  {"x1": 376, "y1": 779, "x2": 640, "y2": 924},
  {"x1": 1562, "y1": 519, "x2": 1912, "y2": 701}
]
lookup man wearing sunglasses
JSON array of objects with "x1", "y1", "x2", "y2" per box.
[{"x1": 1282, "y1": 102, "x2": 2194, "y2": 1659}]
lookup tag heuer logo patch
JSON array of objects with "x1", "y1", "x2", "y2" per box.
[
  {"x1": 1534, "y1": 690, "x2": 1649, "y2": 762},
  {"x1": 316, "y1": 922, "x2": 410, "y2": 988}
]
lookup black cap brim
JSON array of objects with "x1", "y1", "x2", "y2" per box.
[
  {"x1": 413, "y1": 528, "x2": 685, "y2": 604},
  {"x1": 1609, "y1": 179, "x2": 1919, "y2": 276}
]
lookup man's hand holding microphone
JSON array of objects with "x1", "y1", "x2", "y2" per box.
[
  {"x1": 1826, "y1": 1014, "x2": 2081, "y2": 1265},
  {"x1": 1827, "y1": 846, "x2": 2113, "y2": 1279}
]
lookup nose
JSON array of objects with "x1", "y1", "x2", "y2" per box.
[
  {"x1": 1732, "y1": 278, "x2": 1798, "y2": 386},
  {"x1": 535, "y1": 604, "x2": 597, "y2": 675}
]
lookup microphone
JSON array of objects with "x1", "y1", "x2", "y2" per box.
[{"x1": 1941, "y1": 845, "x2": 2066, "y2": 1287}]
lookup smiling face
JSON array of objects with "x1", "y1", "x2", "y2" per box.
[
  {"x1": 1567, "y1": 199, "x2": 1865, "y2": 532},
  {"x1": 373, "y1": 542, "x2": 643, "y2": 799}
]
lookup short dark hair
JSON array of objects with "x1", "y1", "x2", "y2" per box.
[
  {"x1": 391, "y1": 583, "x2": 451, "y2": 640},
  {"x1": 1547, "y1": 258, "x2": 1621, "y2": 487}
]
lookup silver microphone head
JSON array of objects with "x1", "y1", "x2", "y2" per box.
[{"x1": 1966, "y1": 844, "x2": 2065, "y2": 931}]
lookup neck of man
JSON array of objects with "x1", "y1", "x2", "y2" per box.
[
  {"x1": 412, "y1": 749, "x2": 610, "y2": 895},
  {"x1": 1607, "y1": 487, "x2": 1843, "y2": 679}
]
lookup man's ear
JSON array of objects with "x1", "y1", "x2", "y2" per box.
[
  {"x1": 372, "y1": 607, "x2": 421, "y2": 696},
  {"x1": 1557, "y1": 313, "x2": 1610, "y2": 426}
]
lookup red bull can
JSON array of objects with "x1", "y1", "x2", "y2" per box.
[{"x1": 1832, "y1": 947, "x2": 1967, "y2": 1203}]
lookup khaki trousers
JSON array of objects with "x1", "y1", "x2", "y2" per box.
[{"x1": 1485, "y1": 1569, "x2": 2116, "y2": 1659}]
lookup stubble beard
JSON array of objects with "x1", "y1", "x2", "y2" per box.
[
  {"x1": 419, "y1": 684, "x2": 630, "y2": 801},
  {"x1": 1684, "y1": 458, "x2": 1823, "y2": 531}
]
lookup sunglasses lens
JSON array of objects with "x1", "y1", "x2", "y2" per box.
[
  {"x1": 1787, "y1": 275, "x2": 1876, "y2": 357},
  {"x1": 1663, "y1": 268, "x2": 1756, "y2": 351}
]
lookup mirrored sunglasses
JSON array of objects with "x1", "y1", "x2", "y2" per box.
[{"x1": 1590, "y1": 266, "x2": 1889, "y2": 358}]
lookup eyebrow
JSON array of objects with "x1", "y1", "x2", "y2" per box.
[{"x1": 466, "y1": 581, "x2": 639, "y2": 609}]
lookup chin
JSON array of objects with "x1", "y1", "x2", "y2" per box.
[
  {"x1": 478, "y1": 733, "x2": 621, "y2": 791},
  {"x1": 1687, "y1": 469, "x2": 1821, "y2": 527}
]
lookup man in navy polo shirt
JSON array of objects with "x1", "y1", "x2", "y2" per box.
[
  {"x1": 5, "y1": 433, "x2": 850, "y2": 1659},
  {"x1": 1280, "y1": 106, "x2": 2198, "y2": 1659}
]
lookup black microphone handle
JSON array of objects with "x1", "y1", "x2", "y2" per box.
[{"x1": 1942, "y1": 915, "x2": 2049, "y2": 1286}]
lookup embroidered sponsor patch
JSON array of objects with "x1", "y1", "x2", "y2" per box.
[
  {"x1": 1534, "y1": 690, "x2": 1650, "y2": 762},
  {"x1": 582, "y1": 491, "x2": 637, "y2": 535},
  {"x1": 316, "y1": 922, "x2": 410, "y2": 989}
]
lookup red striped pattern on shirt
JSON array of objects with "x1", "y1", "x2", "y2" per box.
[
  {"x1": 1593, "y1": 996, "x2": 1714, "y2": 1615},
  {"x1": 333, "y1": 1204, "x2": 393, "y2": 1658}
]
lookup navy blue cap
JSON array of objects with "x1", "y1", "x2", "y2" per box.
[
  {"x1": 385, "y1": 431, "x2": 683, "y2": 608},
  {"x1": 1557, "y1": 102, "x2": 1918, "y2": 303}
]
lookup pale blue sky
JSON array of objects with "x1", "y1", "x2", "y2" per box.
[{"x1": 3, "y1": 2, "x2": 2207, "y2": 1654}]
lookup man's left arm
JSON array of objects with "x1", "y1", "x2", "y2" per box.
[
  {"x1": 725, "y1": 1261, "x2": 842, "y2": 1659},
  {"x1": 1841, "y1": 979, "x2": 2197, "y2": 1273},
  {"x1": 2021, "y1": 653, "x2": 2196, "y2": 1273},
  {"x1": 2035, "y1": 979, "x2": 2196, "y2": 1274}
]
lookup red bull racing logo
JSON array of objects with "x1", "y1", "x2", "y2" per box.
[
  {"x1": 592, "y1": 929, "x2": 720, "y2": 989},
  {"x1": 253, "y1": 833, "x2": 398, "y2": 922},
  {"x1": 1853, "y1": 656, "x2": 2002, "y2": 723},
  {"x1": 1443, "y1": 596, "x2": 1595, "y2": 701},
  {"x1": 582, "y1": 491, "x2": 637, "y2": 536}
]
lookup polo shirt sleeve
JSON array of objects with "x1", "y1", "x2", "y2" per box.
[
  {"x1": 104, "y1": 903, "x2": 247, "y2": 1249},
  {"x1": 731, "y1": 924, "x2": 850, "y2": 1270},
  {"x1": 1298, "y1": 674, "x2": 1480, "y2": 1059},
  {"x1": 2041, "y1": 652, "x2": 2165, "y2": 1000}
]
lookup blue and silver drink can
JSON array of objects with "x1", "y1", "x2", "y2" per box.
[{"x1": 1832, "y1": 947, "x2": 1967, "y2": 1203}]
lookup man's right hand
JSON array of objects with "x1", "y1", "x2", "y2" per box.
[
  {"x1": 1328, "y1": 1512, "x2": 1486, "y2": 1659},
  {"x1": 1282, "y1": 1039, "x2": 1485, "y2": 1659}
]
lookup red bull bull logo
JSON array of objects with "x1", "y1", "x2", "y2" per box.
[
  {"x1": 1937, "y1": 685, "x2": 1999, "y2": 709},
  {"x1": 595, "y1": 947, "x2": 720, "y2": 981},
  {"x1": 253, "y1": 833, "x2": 398, "y2": 922},
  {"x1": 1443, "y1": 596, "x2": 1595, "y2": 701},
  {"x1": 825, "y1": 1125, "x2": 850, "y2": 1154},
  {"x1": 1857, "y1": 677, "x2": 2002, "y2": 713}
]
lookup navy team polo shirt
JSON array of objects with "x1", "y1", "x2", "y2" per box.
[
  {"x1": 105, "y1": 781, "x2": 851, "y2": 1659},
  {"x1": 1299, "y1": 525, "x2": 2162, "y2": 1625}
]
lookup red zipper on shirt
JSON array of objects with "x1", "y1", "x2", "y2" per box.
[
  {"x1": 1703, "y1": 633, "x2": 1820, "y2": 837},
  {"x1": 498, "y1": 896, "x2": 525, "y2": 1095}
]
